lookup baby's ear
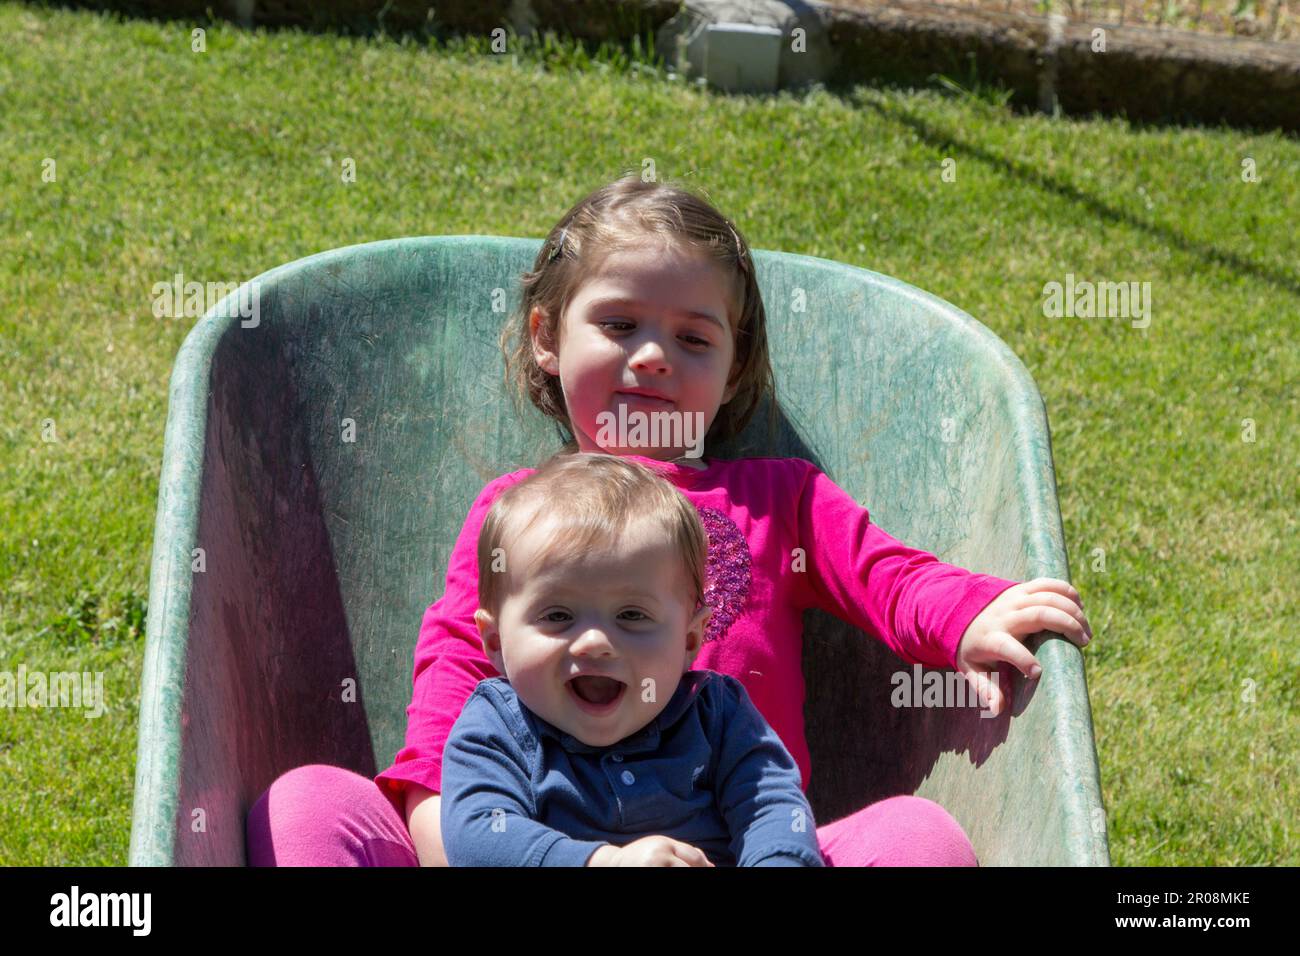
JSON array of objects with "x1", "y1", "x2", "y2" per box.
[
  {"x1": 475, "y1": 609, "x2": 501, "y2": 658},
  {"x1": 686, "y1": 604, "x2": 712, "y2": 659}
]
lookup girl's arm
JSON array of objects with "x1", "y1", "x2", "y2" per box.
[
  {"x1": 374, "y1": 470, "x2": 532, "y2": 814},
  {"x1": 791, "y1": 460, "x2": 1020, "y2": 669},
  {"x1": 405, "y1": 785, "x2": 447, "y2": 867}
]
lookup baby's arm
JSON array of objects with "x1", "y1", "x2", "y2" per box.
[
  {"x1": 713, "y1": 675, "x2": 825, "y2": 867},
  {"x1": 408, "y1": 787, "x2": 622, "y2": 866},
  {"x1": 440, "y1": 693, "x2": 612, "y2": 867}
]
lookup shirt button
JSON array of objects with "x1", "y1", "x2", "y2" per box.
[
  {"x1": 620, "y1": 770, "x2": 636, "y2": 786},
  {"x1": 612, "y1": 753, "x2": 623, "y2": 762}
]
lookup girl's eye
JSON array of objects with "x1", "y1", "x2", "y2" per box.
[
  {"x1": 600, "y1": 323, "x2": 707, "y2": 348},
  {"x1": 541, "y1": 610, "x2": 572, "y2": 624},
  {"x1": 600, "y1": 320, "x2": 633, "y2": 332},
  {"x1": 619, "y1": 609, "x2": 651, "y2": 622}
]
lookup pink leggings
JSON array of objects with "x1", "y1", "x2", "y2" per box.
[{"x1": 246, "y1": 764, "x2": 979, "y2": 866}]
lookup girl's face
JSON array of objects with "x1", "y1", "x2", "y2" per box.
[
  {"x1": 530, "y1": 246, "x2": 741, "y2": 461},
  {"x1": 474, "y1": 514, "x2": 710, "y2": 748}
]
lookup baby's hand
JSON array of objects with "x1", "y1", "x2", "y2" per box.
[
  {"x1": 598, "y1": 835, "x2": 716, "y2": 867},
  {"x1": 955, "y1": 577, "x2": 1092, "y2": 716}
]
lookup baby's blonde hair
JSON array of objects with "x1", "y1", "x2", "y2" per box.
[
  {"x1": 501, "y1": 172, "x2": 778, "y2": 451},
  {"x1": 477, "y1": 453, "x2": 708, "y2": 622}
]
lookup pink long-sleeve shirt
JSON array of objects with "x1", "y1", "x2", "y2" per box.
[{"x1": 374, "y1": 454, "x2": 1020, "y2": 811}]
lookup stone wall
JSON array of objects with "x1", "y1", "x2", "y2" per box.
[{"x1": 50, "y1": 0, "x2": 1300, "y2": 131}]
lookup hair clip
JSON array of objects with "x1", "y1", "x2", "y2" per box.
[{"x1": 549, "y1": 227, "x2": 569, "y2": 261}]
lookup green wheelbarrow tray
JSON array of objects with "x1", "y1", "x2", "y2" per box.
[{"x1": 128, "y1": 236, "x2": 1109, "y2": 866}]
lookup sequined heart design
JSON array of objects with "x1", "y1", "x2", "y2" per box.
[{"x1": 698, "y1": 507, "x2": 752, "y2": 643}]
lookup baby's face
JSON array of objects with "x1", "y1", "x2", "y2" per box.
[
  {"x1": 475, "y1": 515, "x2": 710, "y2": 748},
  {"x1": 530, "y1": 246, "x2": 740, "y2": 461}
]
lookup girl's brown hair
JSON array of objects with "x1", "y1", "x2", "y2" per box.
[
  {"x1": 501, "y1": 173, "x2": 778, "y2": 452},
  {"x1": 477, "y1": 453, "x2": 708, "y2": 621}
]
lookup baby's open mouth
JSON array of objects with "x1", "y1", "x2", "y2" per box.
[{"x1": 568, "y1": 676, "x2": 626, "y2": 706}]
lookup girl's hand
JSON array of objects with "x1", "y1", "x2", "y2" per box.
[{"x1": 954, "y1": 577, "x2": 1092, "y2": 716}]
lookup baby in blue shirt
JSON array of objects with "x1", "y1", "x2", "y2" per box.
[{"x1": 439, "y1": 452, "x2": 824, "y2": 867}]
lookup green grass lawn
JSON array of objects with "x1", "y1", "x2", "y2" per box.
[{"x1": 0, "y1": 2, "x2": 1295, "y2": 866}]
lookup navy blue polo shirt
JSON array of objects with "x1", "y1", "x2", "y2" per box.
[{"x1": 440, "y1": 669, "x2": 825, "y2": 867}]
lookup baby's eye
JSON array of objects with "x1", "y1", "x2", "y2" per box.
[
  {"x1": 540, "y1": 610, "x2": 573, "y2": 624},
  {"x1": 599, "y1": 320, "x2": 634, "y2": 332},
  {"x1": 680, "y1": 334, "x2": 710, "y2": 348},
  {"x1": 618, "y1": 609, "x2": 651, "y2": 622}
]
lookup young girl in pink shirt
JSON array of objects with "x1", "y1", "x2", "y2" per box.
[{"x1": 247, "y1": 174, "x2": 1092, "y2": 866}]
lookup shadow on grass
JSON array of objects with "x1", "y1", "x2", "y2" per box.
[{"x1": 852, "y1": 89, "x2": 1300, "y2": 301}]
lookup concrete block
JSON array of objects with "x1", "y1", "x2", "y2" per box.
[
  {"x1": 703, "y1": 22, "x2": 783, "y2": 92},
  {"x1": 656, "y1": 0, "x2": 833, "y2": 93}
]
